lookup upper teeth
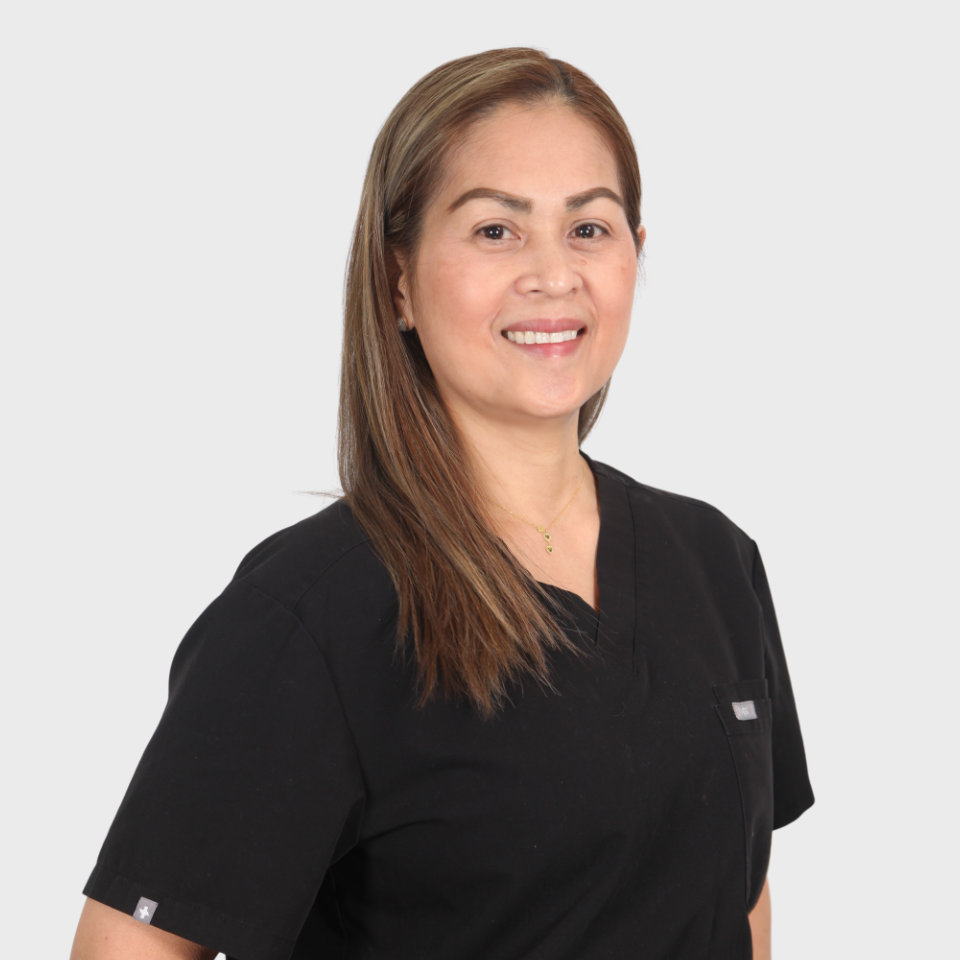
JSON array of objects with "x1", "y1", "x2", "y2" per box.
[{"x1": 505, "y1": 330, "x2": 579, "y2": 344}]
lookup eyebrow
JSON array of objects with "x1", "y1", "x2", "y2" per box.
[
  {"x1": 565, "y1": 186, "x2": 625, "y2": 210},
  {"x1": 447, "y1": 186, "x2": 624, "y2": 214}
]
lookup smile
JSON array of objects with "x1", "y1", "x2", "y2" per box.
[{"x1": 504, "y1": 329, "x2": 580, "y2": 344}]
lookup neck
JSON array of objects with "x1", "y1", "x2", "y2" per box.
[{"x1": 455, "y1": 410, "x2": 589, "y2": 521}]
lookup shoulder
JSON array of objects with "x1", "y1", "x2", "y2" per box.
[
  {"x1": 591, "y1": 459, "x2": 756, "y2": 569},
  {"x1": 228, "y1": 497, "x2": 391, "y2": 613}
]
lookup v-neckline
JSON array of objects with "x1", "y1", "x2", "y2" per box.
[{"x1": 537, "y1": 457, "x2": 638, "y2": 653}]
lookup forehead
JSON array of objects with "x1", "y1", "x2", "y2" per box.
[{"x1": 434, "y1": 102, "x2": 620, "y2": 204}]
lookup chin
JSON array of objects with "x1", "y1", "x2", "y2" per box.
[
  {"x1": 514, "y1": 395, "x2": 591, "y2": 425},
  {"x1": 531, "y1": 384, "x2": 603, "y2": 418}
]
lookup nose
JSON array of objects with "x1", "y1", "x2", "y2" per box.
[{"x1": 514, "y1": 235, "x2": 583, "y2": 296}]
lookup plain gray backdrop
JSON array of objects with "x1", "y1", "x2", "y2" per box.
[{"x1": 2, "y1": 1, "x2": 957, "y2": 955}]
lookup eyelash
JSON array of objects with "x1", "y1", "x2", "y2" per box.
[
  {"x1": 478, "y1": 224, "x2": 513, "y2": 241},
  {"x1": 476, "y1": 222, "x2": 609, "y2": 242},
  {"x1": 571, "y1": 222, "x2": 607, "y2": 240}
]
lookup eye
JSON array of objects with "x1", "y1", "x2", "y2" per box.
[
  {"x1": 571, "y1": 222, "x2": 607, "y2": 240},
  {"x1": 477, "y1": 223, "x2": 513, "y2": 241}
]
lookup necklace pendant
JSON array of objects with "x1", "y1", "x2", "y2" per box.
[{"x1": 545, "y1": 543, "x2": 554, "y2": 554}]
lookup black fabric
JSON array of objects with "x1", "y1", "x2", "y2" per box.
[{"x1": 84, "y1": 460, "x2": 814, "y2": 959}]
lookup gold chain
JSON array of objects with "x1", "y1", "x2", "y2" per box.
[{"x1": 485, "y1": 464, "x2": 587, "y2": 555}]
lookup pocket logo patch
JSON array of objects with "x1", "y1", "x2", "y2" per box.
[
  {"x1": 133, "y1": 897, "x2": 158, "y2": 924},
  {"x1": 732, "y1": 700, "x2": 758, "y2": 721}
]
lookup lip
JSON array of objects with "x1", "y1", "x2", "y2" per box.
[
  {"x1": 501, "y1": 318, "x2": 586, "y2": 334},
  {"x1": 500, "y1": 318, "x2": 586, "y2": 357}
]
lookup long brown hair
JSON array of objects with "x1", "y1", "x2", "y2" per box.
[{"x1": 338, "y1": 48, "x2": 642, "y2": 715}]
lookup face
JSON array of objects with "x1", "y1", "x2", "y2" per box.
[{"x1": 396, "y1": 102, "x2": 643, "y2": 437}]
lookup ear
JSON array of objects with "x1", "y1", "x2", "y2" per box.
[
  {"x1": 393, "y1": 250, "x2": 415, "y2": 330},
  {"x1": 636, "y1": 224, "x2": 647, "y2": 252}
]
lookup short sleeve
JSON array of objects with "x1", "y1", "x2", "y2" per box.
[
  {"x1": 751, "y1": 543, "x2": 815, "y2": 829},
  {"x1": 83, "y1": 580, "x2": 366, "y2": 960}
]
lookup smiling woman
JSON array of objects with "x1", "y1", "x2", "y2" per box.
[
  {"x1": 398, "y1": 103, "x2": 640, "y2": 436},
  {"x1": 73, "y1": 48, "x2": 812, "y2": 960}
]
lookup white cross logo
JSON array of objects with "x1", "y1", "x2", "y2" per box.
[{"x1": 138, "y1": 905, "x2": 151, "y2": 920}]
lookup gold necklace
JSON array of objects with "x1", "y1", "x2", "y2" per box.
[{"x1": 486, "y1": 465, "x2": 587, "y2": 554}]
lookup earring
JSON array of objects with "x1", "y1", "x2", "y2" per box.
[{"x1": 397, "y1": 316, "x2": 409, "y2": 332}]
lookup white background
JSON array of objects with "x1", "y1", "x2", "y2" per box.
[{"x1": 2, "y1": 1, "x2": 957, "y2": 956}]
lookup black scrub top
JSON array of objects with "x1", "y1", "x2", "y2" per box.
[{"x1": 84, "y1": 460, "x2": 814, "y2": 960}]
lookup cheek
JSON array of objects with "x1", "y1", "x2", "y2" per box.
[
  {"x1": 417, "y1": 256, "x2": 507, "y2": 328},
  {"x1": 599, "y1": 258, "x2": 638, "y2": 323}
]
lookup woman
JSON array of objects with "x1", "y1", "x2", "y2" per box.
[{"x1": 72, "y1": 48, "x2": 813, "y2": 960}]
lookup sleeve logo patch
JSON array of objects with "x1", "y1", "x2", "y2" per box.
[
  {"x1": 133, "y1": 897, "x2": 159, "y2": 924},
  {"x1": 731, "y1": 700, "x2": 758, "y2": 721}
]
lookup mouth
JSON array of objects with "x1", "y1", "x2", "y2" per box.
[
  {"x1": 504, "y1": 329, "x2": 581, "y2": 344},
  {"x1": 501, "y1": 320, "x2": 586, "y2": 345}
]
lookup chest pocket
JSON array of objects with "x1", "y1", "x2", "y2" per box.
[{"x1": 713, "y1": 678, "x2": 774, "y2": 910}]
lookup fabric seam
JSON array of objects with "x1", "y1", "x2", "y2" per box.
[
  {"x1": 237, "y1": 579, "x2": 371, "y2": 805},
  {"x1": 86, "y1": 864, "x2": 296, "y2": 946},
  {"x1": 239, "y1": 526, "x2": 374, "y2": 612}
]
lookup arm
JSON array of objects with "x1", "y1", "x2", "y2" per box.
[
  {"x1": 748, "y1": 876, "x2": 771, "y2": 960},
  {"x1": 70, "y1": 898, "x2": 217, "y2": 960}
]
